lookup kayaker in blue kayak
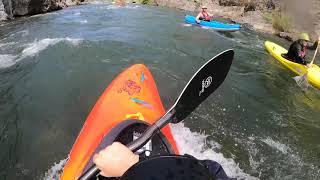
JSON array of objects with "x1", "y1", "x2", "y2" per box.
[
  {"x1": 195, "y1": 6, "x2": 214, "y2": 23},
  {"x1": 284, "y1": 33, "x2": 320, "y2": 65},
  {"x1": 93, "y1": 142, "x2": 231, "y2": 179}
]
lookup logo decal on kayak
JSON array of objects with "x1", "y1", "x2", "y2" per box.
[
  {"x1": 199, "y1": 76, "x2": 213, "y2": 96},
  {"x1": 118, "y1": 80, "x2": 141, "y2": 95}
]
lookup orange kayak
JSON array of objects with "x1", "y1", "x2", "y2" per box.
[{"x1": 61, "y1": 64, "x2": 179, "y2": 179}]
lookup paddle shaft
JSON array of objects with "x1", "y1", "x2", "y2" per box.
[{"x1": 309, "y1": 45, "x2": 319, "y2": 66}]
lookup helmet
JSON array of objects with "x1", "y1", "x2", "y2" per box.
[
  {"x1": 299, "y1": 33, "x2": 310, "y2": 41},
  {"x1": 201, "y1": 5, "x2": 207, "y2": 9}
]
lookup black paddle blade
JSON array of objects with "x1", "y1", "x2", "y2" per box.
[{"x1": 171, "y1": 49, "x2": 234, "y2": 123}]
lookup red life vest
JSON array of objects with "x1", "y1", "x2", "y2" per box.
[
  {"x1": 299, "y1": 47, "x2": 306, "y2": 58},
  {"x1": 202, "y1": 12, "x2": 210, "y2": 21}
]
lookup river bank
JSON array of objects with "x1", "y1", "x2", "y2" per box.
[{"x1": 139, "y1": 0, "x2": 319, "y2": 41}]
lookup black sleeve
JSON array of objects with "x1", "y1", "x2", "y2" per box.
[
  {"x1": 183, "y1": 154, "x2": 232, "y2": 179},
  {"x1": 306, "y1": 41, "x2": 319, "y2": 50},
  {"x1": 200, "y1": 160, "x2": 233, "y2": 180}
]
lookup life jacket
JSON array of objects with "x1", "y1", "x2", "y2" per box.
[
  {"x1": 202, "y1": 12, "x2": 210, "y2": 21},
  {"x1": 299, "y1": 46, "x2": 306, "y2": 58}
]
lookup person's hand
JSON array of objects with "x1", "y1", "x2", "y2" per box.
[
  {"x1": 196, "y1": 19, "x2": 200, "y2": 24},
  {"x1": 93, "y1": 142, "x2": 139, "y2": 177},
  {"x1": 307, "y1": 63, "x2": 313, "y2": 68}
]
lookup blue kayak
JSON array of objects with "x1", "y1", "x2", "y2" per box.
[{"x1": 184, "y1": 15, "x2": 241, "y2": 31}]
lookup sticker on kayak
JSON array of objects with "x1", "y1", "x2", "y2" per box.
[
  {"x1": 130, "y1": 97, "x2": 153, "y2": 109},
  {"x1": 118, "y1": 80, "x2": 141, "y2": 95},
  {"x1": 294, "y1": 67, "x2": 302, "y2": 74},
  {"x1": 140, "y1": 72, "x2": 145, "y2": 82}
]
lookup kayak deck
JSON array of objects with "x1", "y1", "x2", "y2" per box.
[
  {"x1": 264, "y1": 41, "x2": 320, "y2": 89},
  {"x1": 61, "y1": 64, "x2": 179, "y2": 179}
]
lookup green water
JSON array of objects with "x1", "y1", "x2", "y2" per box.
[{"x1": 0, "y1": 2, "x2": 319, "y2": 180}]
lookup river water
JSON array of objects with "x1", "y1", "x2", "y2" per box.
[{"x1": 0, "y1": 2, "x2": 319, "y2": 180}]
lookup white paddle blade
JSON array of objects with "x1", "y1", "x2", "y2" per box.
[{"x1": 293, "y1": 74, "x2": 309, "y2": 91}]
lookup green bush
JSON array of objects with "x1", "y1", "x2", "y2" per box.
[
  {"x1": 141, "y1": 0, "x2": 149, "y2": 4},
  {"x1": 272, "y1": 13, "x2": 292, "y2": 32},
  {"x1": 263, "y1": 12, "x2": 292, "y2": 32}
]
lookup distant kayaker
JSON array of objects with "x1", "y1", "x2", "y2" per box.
[
  {"x1": 195, "y1": 6, "x2": 214, "y2": 23},
  {"x1": 284, "y1": 33, "x2": 320, "y2": 65},
  {"x1": 93, "y1": 142, "x2": 231, "y2": 179},
  {"x1": 115, "y1": 0, "x2": 126, "y2": 7}
]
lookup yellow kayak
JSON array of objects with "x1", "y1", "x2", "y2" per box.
[{"x1": 264, "y1": 41, "x2": 320, "y2": 89}]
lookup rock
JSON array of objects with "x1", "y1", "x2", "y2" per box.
[
  {"x1": 13, "y1": 0, "x2": 67, "y2": 16},
  {"x1": 0, "y1": 0, "x2": 8, "y2": 20},
  {"x1": 154, "y1": 0, "x2": 197, "y2": 12},
  {"x1": 219, "y1": 0, "x2": 275, "y2": 11},
  {"x1": 218, "y1": 0, "x2": 248, "y2": 6},
  {"x1": 0, "y1": 0, "x2": 82, "y2": 21},
  {"x1": 255, "y1": 0, "x2": 275, "y2": 11},
  {"x1": 244, "y1": 2, "x2": 255, "y2": 12},
  {"x1": 2, "y1": 0, "x2": 13, "y2": 19},
  {"x1": 277, "y1": 32, "x2": 293, "y2": 41},
  {"x1": 66, "y1": 0, "x2": 81, "y2": 6}
]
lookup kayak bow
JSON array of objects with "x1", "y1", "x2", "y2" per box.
[{"x1": 61, "y1": 64, "x2": 179, "y2": 179}]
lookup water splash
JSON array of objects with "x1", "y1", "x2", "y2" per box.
[
  {"x1": 170, "y1": 123, "x2": 258, "y2": 179},
  {"x1": 261, "y1": 137, "x2": 290, "y2": 154},
  {"x1": 42, "y1": 158, "x2": 67, "y2": 180}
]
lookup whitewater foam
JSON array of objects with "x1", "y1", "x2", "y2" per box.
[
  {"x1": 42, "y1": 158, "x2": 67, "y2": 180},
  {"x1": 21, "y1": 38, "x2": 82, "y2": 58},
  {"x1": 0, "y1": 42, "x2": 18, "y2": 48},
  {"x1": 0, "y1": 38, "x2": 82, "y2": 69},
  {"x1": 0, "y1": 54, "x2": 18, "y2": 68},
  {"x1": 80, "y1": 20, "x2": 88, "y2": 24},
  {"x1": 170, "y1": 123, "x2": 258, "y2": 179},
  {"x1": 261, "y1": 137, "x2": 290, "y2": 154}
]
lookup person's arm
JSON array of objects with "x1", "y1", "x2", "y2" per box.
[
  {"x1": 201, "y1": 160, "x2": 230, "y2": 179},
  {"x1": 306, "y1": 37, "x2": 320, "y2": 50},
  {"x1": 195, "y1": 13, "x2": 201, "y2": 23},
  {"x1": 306, "y1": 41, "x2": 318, "y2": 50},
  {"x1": 93, "y1": 142, "x2": 139, "y2": 177}
]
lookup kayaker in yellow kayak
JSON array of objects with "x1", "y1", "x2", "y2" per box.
[
  {"x1": 93, "y1": 142, "x2": 230, "y2": 179},
  {"x1": 284, "y1": 33, "x2": 320, "y2": 65},
  {"x1": 195, "y1": 6, "x2": 214, "y2": 23}
]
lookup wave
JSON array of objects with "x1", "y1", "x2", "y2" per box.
[
  {"x1": 171, "y1": 123, "x2": 258, "y2": 179},
  {"x1": 21, "y1": 38, "x2": 82, "y2": 58},
  {"x1": 0, "y1": 37, "x2": 82, "y2": 69},
  {"x1": 0, "y1": 54, "x2": 18, "y2": 68}
]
